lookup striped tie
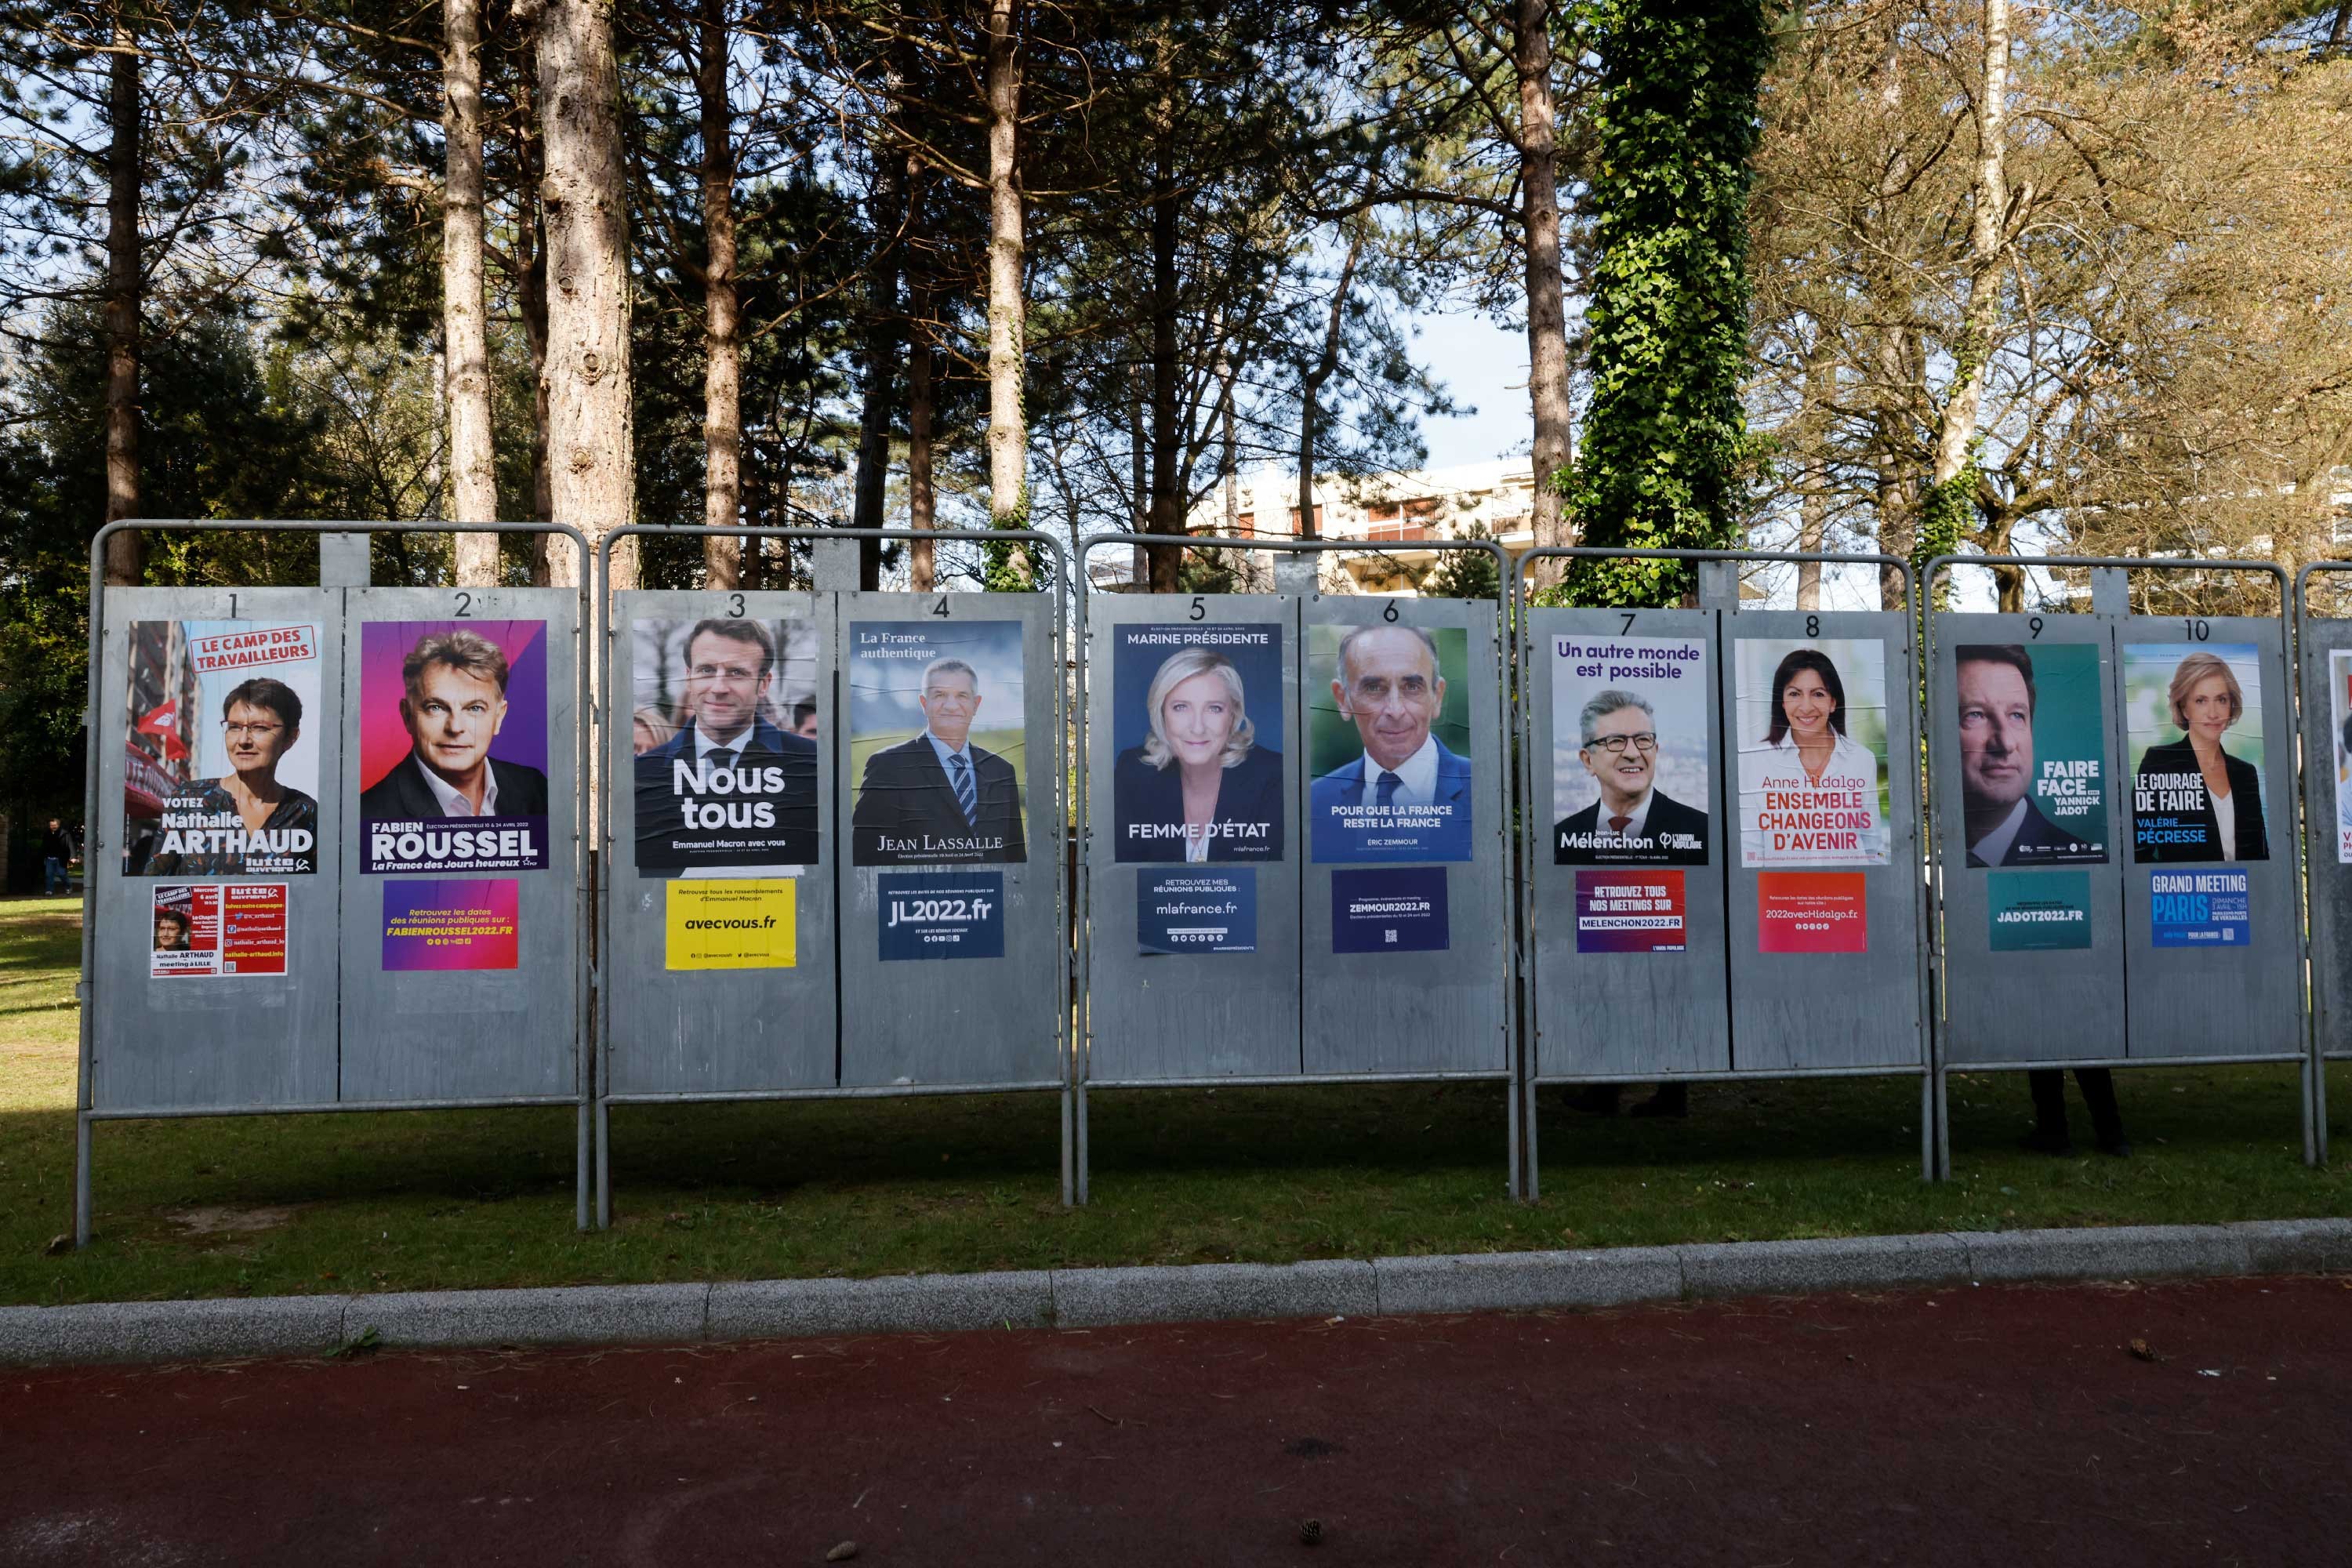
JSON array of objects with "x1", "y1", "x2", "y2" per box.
[{"x1": 949, "y1": 752, "x2": 978, "y2": 826}]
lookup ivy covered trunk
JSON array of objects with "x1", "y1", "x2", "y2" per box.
[{"x1": 1558, "y1": 0, "x2": 1768, "y2": 608}]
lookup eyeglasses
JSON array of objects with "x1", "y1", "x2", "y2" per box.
[
  {"x1": 220, "y1": 721, "x2": 285, "y2": 739},
  {"x1": 1584, "y1": 732, "x2": 1657, "y2": 755}
]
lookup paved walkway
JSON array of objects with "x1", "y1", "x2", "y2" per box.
[{"x1": 4, "y1": 1276, "x2": 2343, "y2": 1566}]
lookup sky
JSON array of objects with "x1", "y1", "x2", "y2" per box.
[{"x1": 1406, "y1": 310, "x2": 1534, "y2": 470}]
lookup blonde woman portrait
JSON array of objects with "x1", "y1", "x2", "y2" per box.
[
  {"x1": 2132, "y1": 649, "x2": 2267, "y2": 862},
  {"x1": 1112, "y1": 645, "x2": 1283, "y2": 863}
]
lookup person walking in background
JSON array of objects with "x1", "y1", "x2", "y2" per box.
[{"x1": 43, "y1": 818, "x2": 76, "y2": 895}]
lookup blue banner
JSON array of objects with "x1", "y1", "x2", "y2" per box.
[
  {"x1": 1138, "y1": 869, "x2": 1257, "y2": 956},
  {"x1": 1331, "y1": 866, "x2": 1450, "y2": 954},
  {"x1": 2148, "y1": 867, "x2": 2251, "y2": 948},
  {"x1": 877, "y1": 870, "x2": 1005, "y2": 960}
]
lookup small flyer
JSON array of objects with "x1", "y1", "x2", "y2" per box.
[
  {"x1": 877, "y1": 871, "x2": 1006, "y2": 960},
  {"x1": 1987, "y1": 870, "x2": 2093, "y2": 952},
  {"x1": 1755, "y1": 872, "x2": 1867, "y2": 954},
  {"x1": 2149, "y1": 868, "x2": 2252, "y2": 948},
  {"x1": 666, "y1": 880, "x2": 797, "y2": 970},
  {"x1": 1331, "y1": 866, "x2": 1450, "y2": 954},
  {"x1": 381, "y1": 880, "x2": 521, "y2": 971},
  {"x1": 1138, "y1": 869, "x2": 1257, "y2": 956},
  {"x1": 151, "y1": 883, "x2": 289, "y2": 978},
  {"x1": 1574, "y1": 870, "x2": 1687, "y2": 954}
]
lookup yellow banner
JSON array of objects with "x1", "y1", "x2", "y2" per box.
[{"x1": 665, "y1": 879, "x2": 797, "y2": 970}]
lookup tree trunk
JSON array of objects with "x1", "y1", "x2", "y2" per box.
[
  {"x1": 1144, "y1": 48, "x2": 1182, "y2": 592},
  {"x1": 1219, "y1": 356, "x2": 1238, "y2": 534},
  {"x1": 1795, "y1": 482, "x2": 1826, "y2": 612},
  {"x1": 445, "y1": 0, "x2": 500, "y2": 585},
  {"x1": 983, "y1": 0, "x2": 1029, "y2": 579},
  {"x1": 1869, "y1": 24, "x2": 1915, "y2": 614},
  {"x1": 906, "y1": 162, "x2": 937, "y2": 594},
  {"x1": 1513, "y1": 0, "x2": 1571, "y2": 556},
  {"x1": 851, "y1": 145, "x2": 906, "y2": 590},
  {"x1": 698, "y1": 0, "x2": 741, "y2": 589},
  {"x1": 514, "y1": 28, "x2": 556, "y2": 586},
  {"x1": 1296, "y1": 237, "x2": 1363, "y2": 550},
  {"x1": 1128, "y1": 372, "x2": 1150, "y2": 583},
  {"x1": 102, "y1": 13, "x2": 142, "y2": 587},
  {"x1": 1926, "y1": 0, "x2": 2012, "y2": 561},
  {"x1": 538, "y1": 0, "x2": 637, "y2": 590},
  {"x1": 2331, "y1": 1, "x2": 2349, "y2": 51}
]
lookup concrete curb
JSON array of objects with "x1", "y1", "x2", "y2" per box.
[{"x1": 5, "y1": 1219, "x2": 2348, "y2": 1367}]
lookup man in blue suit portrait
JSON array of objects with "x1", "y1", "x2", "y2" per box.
[
  {"x1": 1310, "y1": 623, "x2": 1473, "y2": 862},
  {"x1": 634, "y1": 618, "x2": 818, "y2": 871}
]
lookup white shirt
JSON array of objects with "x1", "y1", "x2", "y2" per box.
[
  {"x1": 1361, "y1": 734, "x2": 1439, "y2": 808},
  {"x1": 1969, "y1": 797, "x2": 2030, "y2": 867},
  {"x1": 411, "y1": 750, "x2": 499, "y2": 818},
  {"x1": 2212, "y1": 785, "x2": 2236, "y2": 861},
  {"x1": 694, "y1": 721, "x2": 754, "y2": 763},
  {"x1": 1595, "y1": 786, "x2": 1654, "y2": 841},
  {"x1": 1738, "y1": 730, "x2": 1889, "y2": 866},
  {"x1": 924, "y1": 730, "x2": 976, "y2": 779}
]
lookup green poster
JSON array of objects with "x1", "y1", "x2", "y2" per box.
[
  {"x1": 1955, "y1": 643, "x2": 2107, "y2": 866},
  {"x1": 1987, "y1": 869, "x2": 2092, "y2": 951}
]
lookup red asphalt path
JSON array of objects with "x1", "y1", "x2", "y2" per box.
[{"x1": 4, "y1": 1276, "x2": 2348, "y2": 1566}]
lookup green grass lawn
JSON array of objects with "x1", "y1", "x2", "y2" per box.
[{"x1": 2, "y1": 895, "x2": 2344, "y2": 1308}]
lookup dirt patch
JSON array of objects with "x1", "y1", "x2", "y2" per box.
[{"x1": 165, "y1": 1206, "x2": 298, "y2": 1237}]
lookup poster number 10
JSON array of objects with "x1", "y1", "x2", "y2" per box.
[{"x1": 2183, "y1": 618, "x2": 2209, "y2": 641}]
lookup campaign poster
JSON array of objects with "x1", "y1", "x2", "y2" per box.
[
  {"x1": 1574, "y1": 870, "x2": 1687, "y2": 953},
  {"x1": 2328, "y1": 650, "x2": 2352, "y2": 864},
  {"x1": 1735, "y1": 639, "x2": 1893, "y2": 867},
  {"x1": 877, "y1": 870, "x2": 1006, "y2": 960},
  {"x1": 1307, "y1": 623, "x2": 1475, "y2": 863},
  {"x1": 2123, "y1": 644, "x2": 2269, "y2": 863},
  {"x1": 630, "y1": 617, "x2": 820, "y2": 875},
  {"x1": 358, "y1": 621, "x2": 551, "y2": 875},
  {"x1": 1954, "y1": 644, "x2": 2108, "y2": 866},
  {"x1": 1331, "y1": 866, "x2": 1450, "y2": 954},
  {"x1": 2149, "y1": 868, "x2": 2252, "y2": 948},
  {"x1": 1987, "y1": 869, "x2": 2093, "y2": 952},
  {"x1": 1138, "y1": 869, "x2": 1258, "y2": 956},
  {"x1": 150, "y1": 883, "x2": 289, "y2": 978},
  {"x1": 666, "y1": 880, "x2": 797, "y2": 970},
  {"x1": 1110, "y1": 624, "x2": 1284, "y2": 863},
  {"x1": 1755, "y1": 872, "x2": 1867, "y2": 954},
  {"x1": 849, "y1": 622, "x2": 1027, "y2": 866},
  {"x1": 1550, "y1": 633, "x2": 1709, "y2": 865},
  {"x1": 380, "y1": 879, "x2": 521, "y2": 971},
  {"x1": 122, "y1": 619, "x2": 322, "y2": 877}
]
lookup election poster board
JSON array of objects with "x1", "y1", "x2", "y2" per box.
[
  {"x1": 1084, "y1": 596, "x2": 1302, "y2": 1083},
  {"x1": 93, "y1": 586, "x2": 343, "y2": 1112},
  {"x1": 2112, "y1": 615, "x2": 2298, "y2": 1062},
  {"x1": 1722, "y1": 612, "x2": 1923, "y2": 1074},
  {"x1": 339, "y1": 588, "x2": 579, "y2": 1104},
  {"x1": 604, "y1": 590, "x2": 838, "y2": 1098},
  {"x1": 1301, "y1": 597, "x2": 1508, "y2": 1078},
  {"x1": 837, "y1": 590, "x2": 1061, "y2": 1091},
  {"x1": 1526, "y1": 608, "x2": 1730, "y2": 1081}
]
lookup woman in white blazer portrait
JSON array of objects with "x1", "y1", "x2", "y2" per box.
[{"x1": 1739, "y1": 645, "x2": 1890, "y2": 865}]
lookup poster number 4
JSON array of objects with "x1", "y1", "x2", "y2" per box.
[{"x1": 932, "y1": 597, "x2": 951, "y2": 619}]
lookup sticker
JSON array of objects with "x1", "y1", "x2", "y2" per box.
[
  {"x1": 381, "y1": 879, "x2": 521, "y2": 971},
  {"x1": 2149, "y1": 868, "x2": 2251, "y2": 947},
  {"x1": 877, "y1": 870, "x2": 1005, "y2": 960},
  {"x1": 1756, "y1": 872, "x2": 1867, "y2": 953},
  {"x1": 1987, "y1": 869, "x2": 2092, "y2": 951},
  {"x1": 666, "y1": 880, "x2": 797, "y2": 970},
  {"x1": 1138, "y1": 869, "x2": 1257, "y2": 956},
  {"x1": 1308, "y1": 624, "x2": 1475, "y2": 863},
  {"x1": 359, "y1": 621, "x2": 551, "y2": 873},
  {"x1": 631, "y1": 615, "x2": 821, "y2": 874},
  {"x1": 151, "y1": 883, "x2": 289, "y2": 978},
  {"x1": 1331, "y1": 866, "x2": 1450, "y2": 954},
  {"x1": 1574, "y1": 870, "x2": 1687, "y2": 953}
]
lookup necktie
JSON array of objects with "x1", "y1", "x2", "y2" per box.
[
  {"x1": 949, "y1": 752, "x2": 978, "y2": 826},
  {"x1": 1609, "y1": 815, "x2": 1631, "y2": 833},
  {"x1": 709, "y1": 746, "x2": 735, "y2": 775},
  {"x1": 1376, "y1": 770, "x2": 1403, "y2": 809}
]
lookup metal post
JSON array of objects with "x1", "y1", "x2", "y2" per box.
[
  {"x1": 74, "y1": 1112, "x2": 93, "y2": 1247},
  {"x1": 318, "y1": 530, "x2": 371, "y2": 588}
]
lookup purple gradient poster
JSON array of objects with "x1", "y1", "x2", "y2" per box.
[
  {"x1": 358, "y1": 620, "x2": 551, "y2": 873},
  {"x1": 382, "y1": 879, "x2": 521, "y2": 971}
]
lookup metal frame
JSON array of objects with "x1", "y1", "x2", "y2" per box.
[
  {"x1": 590, "y1": 524, "x2": 1075, "y2": 1224},
  {"x1": 1925, "y1": 554, "x2": 2316, "y2": 1171},
  {"x1": 2291, "y1": 562, "x2": 2352, "y2": 1163},
  {"x1": 1071, "y1": 532, "x2": 1522, "y2": 1200},
  {"x1": 76, "y1": 518, "x2": 595, "y2": 1248},
  {"x1": 1512, "y1": 547, "x2": 1937, "y2": 1195}
]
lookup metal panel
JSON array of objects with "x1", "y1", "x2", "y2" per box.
[
  {"x1": 1526, "y1": 608, "x2": 1730, "y2": 1080},
  {"x1": 1932, "y1": 614, "x2": 2127, "y2": 1066},
  {"x1": 834, "y1": 590, "x2": 1063, "y2": 1088},
  {"x1": 604, "y1": 590, "x2": 839, "y2": 1094},
  {"x1": 1083, "y1": 594, "x2": 1301, "y2": 1082},
  {"x1": 2299, "y1": 610, "x2": 2352, "y2": 1062},
  {"x1": 1722, "y1": 608, "x2": 1926, "y2": 1073},
  {"x1": 2114, "y1": 615, "x2": 2300, "y2": 1060},
  {"x1": 91, "y1": 586, "x2": 344, "y2": 1111},
  {"x1": 337, "y1": 586, "x2": 580, "y2": 1102},
  {"x1": 1299, "y1": 595, "x2": 1510, "y2": 1076}
]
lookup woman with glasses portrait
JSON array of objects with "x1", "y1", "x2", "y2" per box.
[{"x1": 145, "y1": 677, "x2": 319, "y2": 875}]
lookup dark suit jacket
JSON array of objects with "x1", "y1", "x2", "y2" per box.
[
  {"x1": 2134, "y1": 738, "x2": 2267, "y2": 862},
  {"x1": 1112, "y1": 743, "x2": 1283, "y2": 862},
  {"x1": 635, "y1": 717, "x2": 818, "y2": 869},
  {"x1": 1553, "y1": 788, "x2": 1708, "y2": 866},
  {"x1": 852, "y1": 733, "x2": 1026, "y2": 863},
  {"x1": 360, "y1": 752, "x2": 549, "y2": 822},
  {"x1": 1965, "y1": 799, "x2": 2099, "y2": 867},
  {"x1": 1308, "y1": 738, "x2": 1474, "y2": 862}
]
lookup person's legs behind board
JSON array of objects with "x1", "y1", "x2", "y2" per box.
[
  {"x1": 2074, "y1": 1067, "x2": 2129, "y2": 1157},
  {"x1": 2023, "y1": 1068, "x2": 2074, "y2": 1156}
]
